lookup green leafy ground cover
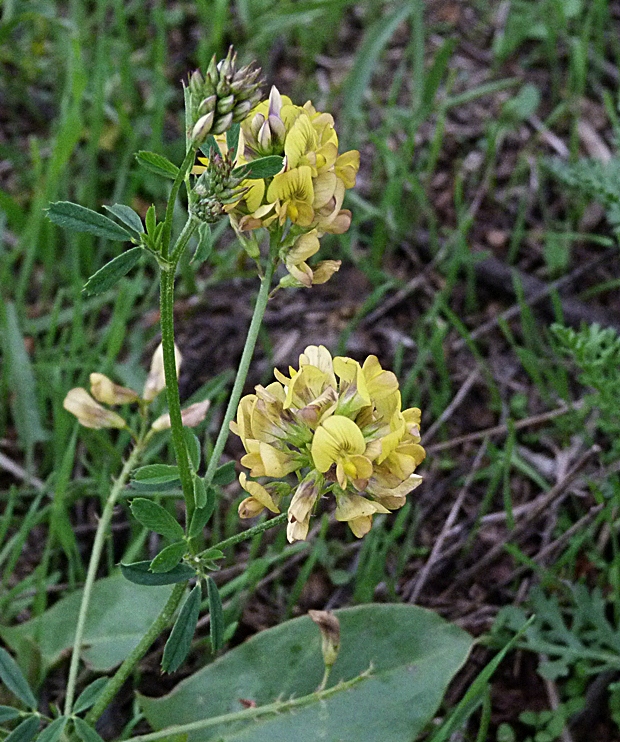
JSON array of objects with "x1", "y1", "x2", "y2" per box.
[{"x1": 2, "y1": 0, "x2": 620, "y2": 739}]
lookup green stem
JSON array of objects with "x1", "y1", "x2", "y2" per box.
[
  {"x1": 203, "y1": 248, "x2": 277, "y2": 488},
  {"x1": 123, "y1": 672, "x2": 370, "y2": 742},
  {"x1": 64, "y1": 435, "x2": 149, "y2": 716},
  {"x1": 160, "y1": 266, "x2": 195, "y2": 519},
  {"x1": 203, "y1": 513, "x2": 288, "y2": 555},
  {"x1": 160, "y1": 148, "x2": 196, "y2": 261},
  {"x1": 84, "y1": 581, "x2": 187, "y2": 725}
]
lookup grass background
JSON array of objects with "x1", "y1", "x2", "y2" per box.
[{"x1": 2, "y1": 0, "x2": 620, "y2": 739}]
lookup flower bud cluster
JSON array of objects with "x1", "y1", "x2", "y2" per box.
[
  {"x1": 231, "y1": 346, "x2": 425, "y2": 542},
  {"x1": 191, "y1": 149, "x2": 248, "y2": 224},
  {"x1": 188, "y1": 47, "x2": 263, "y2": 145},
  {"x1": 63, "y1": 345, "x2": 209, "y2": 433}
]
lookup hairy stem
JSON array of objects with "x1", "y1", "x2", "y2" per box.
[
  {"x1": 84, "y1": 581, "x2": 187, "y2": 725},
  {"x1": 64, "y1": 435, "x2": 149, "y2": 715},
  {"x1": 124, "y1": 671, "x2": 370, "y2": 742},
  {"x1": 202, "y1": 513, "x2": 288, "y2": 556}
]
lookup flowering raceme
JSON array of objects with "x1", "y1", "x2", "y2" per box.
[
  {"x1": 231, "y1": 346, "x2": 425, "y2": 542},
  {"x1": 192, "y1": 86, "x2": 360, "y2": 289}
]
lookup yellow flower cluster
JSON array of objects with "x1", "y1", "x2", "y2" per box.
[
  {"x1": 231, "y1": 346, "x2": 425, "y2": 542},
  {"x1": 193, "y1": 86, "x2": 360, "y2": 288}
]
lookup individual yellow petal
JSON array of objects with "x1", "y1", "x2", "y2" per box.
[
  {"x1": 335, "y1": 150, "x2": 360, "y2": 189},
  {"x1": 311, "y1": 415, "x2": 365, "y2": 472},
  {"x1": 287, "y1": 514, "x2": 310, "y2": 542},
  {"x1": 63, "y1": 388, "x2": 127, "y2": 430},
  {"x1": 90, "y1": 373, "x2": 139, "y2": 405},
  {"x1": 238, "y1": 497, "x2": 267, "y2": 519},
  {"x1": 311, "y1": 260, "x2": 341, "y2": 284},
  {"x1": 286, "y1": 260, "x2": 313, "y2": 287},
  {"x1": 312, "y1": 172, "x2": 337, "y2": 210},
  {"x1": 151, "y1": 399, "x2": 211, "y2": 432},
  {"x1": 287, "y1": 230, "x2": 320, "y2": 264},
  {"x1": 259, "y1": 441, "x2": 300, "y2": 477},
  {"x1": 284, "y1": 113, "x2": 318, "y2": 170},
  {"x1": 348, "y1": 515, "x2": 373, "y2": 538},
  {"x1": 239, "y1": 472, "x2": 280, "y2": 513},
  {"x1": 334, "y1": 492, "x2": 389, "y2": 521},
  {"x1": 367, "y1": 473, "x2": 423, "y2": 503}
]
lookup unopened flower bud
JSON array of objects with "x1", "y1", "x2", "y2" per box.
[
  {"x1": 90, "y1": 373, "x2": 139, "y2": 405},
  {"x1": 211, "y1": 112, "x2": 233, "y2": 135},
  {"x1": 151, "y1": 399, "x2": 211, "y2": 432},
  {"x1": 198, "y1": 95, "x2": 217, "y2": 116},
  {"x1": 189, "y1": 69, "x2": 204, "y2": 96},
  {"x1": 309, "y1": 610, "x2": 340, "y2": 669},
  {"x1": 216, "y1": 94, "x2": 235, "y2": 115},
  {"x1": 143, "y1": 343, "x2": 182, "y2": 402},
  {"x1": 232, "y1": 100, "x2": 253, "y2": 121},
  {"x1": 191, "y1": 112, "x2": 215, "y2": 145},
  {"x1": 63, "y1": 388, "x2": 127, "y2": 430}
]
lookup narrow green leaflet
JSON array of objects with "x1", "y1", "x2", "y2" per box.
[
  {"x1": 0, "y1": 647, "x2": 37, "y2": 709},
  {"x1": 193, "y1": 477, "x2": 207, "y2": 509},
  {"x1": 188, "y1": 494, "x2": 216, "y2": 538},
  {"x1": 72, "y1": 677, "x2": 109, "y2": 714},
  {"x1": 232, "y1": 155, "x2": 283, "y2": 180},
  {"x1": 191, "y1": 222, "x2": 213, "y2": 265},
  {"x1": 121, "y1": 560, "x2": 194, "y2": 586},
  {"x1": 130, "y1": 498, "x2": 185, "y2": 541},
  {"x1": 212, "y1": 461, "x2": 236, "y2": 486},
  {"x1": 82, "y1": 247, "x2": 143, "y2": 296},
  {"x1": 73, "y1": 717, "x2": 105, "y2": 742},
  {"x1": 207, "y1": 577, "x2": 224, "y2": 653},
  {"x1": 132, "y1": 464, "x2": 180, "y2": 485},
  {"x1": 149, "y1": 542, "x2": 187, "y2": 574},
  {"x1": 3, "y1": 716, "x2": 39, "y2": 742},
  {"x1": 183, "y1": 429, "x2": 201, "y2": 471},
  {"x1": 102, "y1": 204, "x2": 144, "y2": 234},
  {"x1": 0, "y1": 707, "x2": 21, "y2": 723},
  {"x1": 162, "y1": 585, "x2": 202, "y2": 673},
  {"x1": 36, "y1": 716, "x2": 67, "y2": 742},
  {"x1": 46, "y1": 201, "x2": 132, "y2": 241},
  {"x1": 226, "y1": 123, "x2": 240, "y2": 159},
  {"x1": 136, "y1": 151, "x2": 179, "y2": 180}
]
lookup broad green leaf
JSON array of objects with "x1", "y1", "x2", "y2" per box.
[
  {"x1": 132, "y1": 465, "x2": 180, "y2": 485},
  {"x1": 0, "y1": 303, "x2": 48, "y2": 450},
  {"x1": 188, "y1": 495, "x2": 216, "y2": 538},
  {"x1": 232, "y1": 155, "x2": 283, "y2": 180},
  {"x1": 149, "y1": 542, "x2": 187, "y2": 574},
  {"x1": 121, "y1": 561, "x2": 194, "y2": 586},
  {"x1": 82, "y1": 247, "x2": 143, "y2": 296},
  {"x1": 73, "y1": 717, "x2": 105, "y2": 742},
  {"x1": 139, "y1": 605, "x2": 473, "y2": 742},
  {"x1": 136, "y1": 151, "x2": 179, "y2": 180},
  {"x1": 72, "y1": 677, "x2": 109, "y2": 714},
  {"x1": 206, "y1": 577, "x2": 224, "y2": 653},
  {"x1": 130, "y1": 499, "x2": 184, "y2": 541},
  {"x1": 102, "y1": 204, "x2": 144, "y2": 234},
  {"x1": 162, "y1": 585, "x2": 202, "y2": 673},
  {"x1": 0, "y1": 647, "x2": 37, "y2": 708},
  {"x1": 212, "y1": 461, "x2": 236, "y2": 487},
  {"x1": 193, "y1": 477, "x2": 207, "y2": 509},
  {"x1": 0, "y1": 706, "x2": 21, "y2": 723},
  {"x1": 183, "y1": 430, "x2": 201, "y2": 471},
  {"x1": 36, "y1": 716, "x2": 67, "y2": 742},
  {"x1": 0, "y1": 575, "x2": 174, "y2": 674},
  {"x1": 46, "y1": 201, "x2": 132, "y2": 241},
  {"x1": 4, "y1": 716, "x2": 39, "y2": 742}
]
